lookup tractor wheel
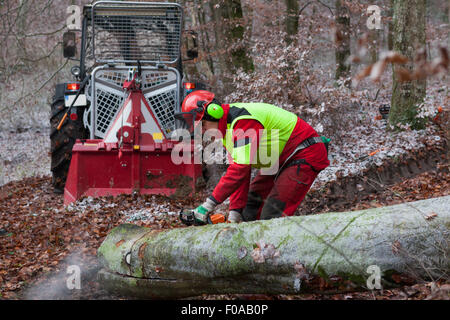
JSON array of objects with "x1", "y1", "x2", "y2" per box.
[{"x1": 50, "y1": 99, "x2": 86, "y2": 193}]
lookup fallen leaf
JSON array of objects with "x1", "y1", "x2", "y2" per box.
[
  {"x1": 115, "y1": 240, "x2": 125, "y2": 247},
  {"x1": 425, "y1": 212, "x2": 438, "y2": 220},
  {"x1": 138, "y1": 242, "x2": 148, "y2": 259},
  {"x1": 251, "y1": 247, "x2": 265, "y2": 263},
  {"x1": 392, "y1": 240, "x2": 402, "y2": 255},
  {"x1": 251, "y1": 241, "x2": 280, "y2": 263},
  {"x1": 237, "y1": 246, "x2": 247, "y2": 260},
  {"x1": 294, "y1": 261, "x2": 310, "y2": 280}
]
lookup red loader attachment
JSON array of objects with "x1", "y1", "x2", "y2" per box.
[
  {"x1": 64, "y1": 139, "x2": 202, "y2": 205},
  {"x1": 64, "y1": 67, "x2": 202, "y2": 205}
]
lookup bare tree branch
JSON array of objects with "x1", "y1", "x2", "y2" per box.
[{"x1": 0, "y1": 59, "x2": 69, "y2": 114}]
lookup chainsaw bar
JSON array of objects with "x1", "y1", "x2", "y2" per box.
[{"x1": 179, "y1": 209, "x2": 199, "y2": 226}]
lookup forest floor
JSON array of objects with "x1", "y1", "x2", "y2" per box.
[
  {"x1": 0, "y1": 106, "x2": 448, "y2": 300},
  {"x1": 0, "y1": 149, "x2": 449, "y2": 300}
]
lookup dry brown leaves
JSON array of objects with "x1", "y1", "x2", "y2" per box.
[
  {"x1": 0, "y1": 176, "x2": 201, "y2": 299},
  {"x1": 390, "y1": 164, "x2": 450, "y2": 203},
  {"x1": 0, "y1": 177, "x2": 120, "y2": 298}
]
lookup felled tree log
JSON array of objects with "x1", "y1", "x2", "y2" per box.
[{"x1": 97, "y1": 196, "x2": 450, "y2": 299}]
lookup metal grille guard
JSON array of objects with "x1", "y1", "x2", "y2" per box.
[
  {"x1": 85, "y1": 65, "x2": 181, "y2": 139},
  {"x1": 91, "y1": 1, "x2": 183, "y2": 64}
]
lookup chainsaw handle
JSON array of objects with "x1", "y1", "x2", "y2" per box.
[{"x1": 207, "y1": 213, "x2": 226, "y2": 224}]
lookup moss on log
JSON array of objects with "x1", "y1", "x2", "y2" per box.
[{"x1": 98, "y1": 196, "x2": 450, "y2": 299}]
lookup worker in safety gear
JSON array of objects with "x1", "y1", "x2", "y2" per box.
[{"x1": 178, "y1": 90, "x2": 329, "y2": 224}]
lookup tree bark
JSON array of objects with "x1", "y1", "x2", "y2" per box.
[
  {"x1": 97, "y1": 196, "x2": 450, "y2": 299},
  {"x1": 389, "y1": 0, "x2": 427, "y2": 130},
  {"x1": 181, "y1": 0, "x2": 215, "y2": 82},
  {"x1": 368, "y1": 29, "x2": 382, "y2": 64},
  {"x1": 335, "y1": 0, "x2": 351, "y2": 81},
  {"x1": 387, "y1": 0, "x2": 394, "y2": 51},
  {"x1": 284, "y1": 0, "x2": 299, "y2": 45},
  {"x1": 210, "y1": 0, "x2": 254, "y2": 75}
]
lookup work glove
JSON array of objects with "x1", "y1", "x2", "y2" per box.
[
  {"x1": 193, "y1": 197, "x2": 217, "y2": 224},
  {"x1": 228, "y1": 210, "x2": 243, "y2": 223}
]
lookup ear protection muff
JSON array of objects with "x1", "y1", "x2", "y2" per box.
[
  {"x1": 197, "y1": 100, "x2": 224, "y2": 121},
  {"x1": 206, "y1": 103, "x2": 224, "y2": 120}
]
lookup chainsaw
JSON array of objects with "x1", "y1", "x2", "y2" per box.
[{"x1": 179, "y1": 209, "x2": 227, "y2": 226}]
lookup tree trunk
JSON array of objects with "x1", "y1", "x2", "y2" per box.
[
  {"x1": 335, "y1": 0, "x2": 351, "y2": 81},
  {"x1": 284, "y1": 0, "x2": 299, "y2": 45},
  {"x1": 389, "y1": 0, "x2": 427, "y2": 130},
  {"x1": 368, "y1": 29, "x2": 381, "y2": 64},
  {"x1": 181, "y1": 0, "x2": 215, "y2": 82},
  {"x1": 97, "y1": 196, "x2": 450, "y2": 299},
  {"x1": 387, "y1": 0, "x2": 394, "y2": 51},
  {"x1": 210, "y1": 0, "x2": 254, "y2": 75}
]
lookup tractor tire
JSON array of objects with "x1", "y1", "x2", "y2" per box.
[{"x1": 50, "y1": 98, "x2": 87, "y2": 193}]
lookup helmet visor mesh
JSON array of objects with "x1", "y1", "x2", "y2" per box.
[{"x1": 174, "y1": 110, "x2": 199, "y2": 135}]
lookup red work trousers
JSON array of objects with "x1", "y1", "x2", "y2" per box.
[{"x1": 242, "y1": 163, "x2": 319, "y2": 221}]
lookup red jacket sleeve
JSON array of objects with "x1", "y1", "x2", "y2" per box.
[{"x1": 211, "y1": 119, "x2": 263, "y2": 210}]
